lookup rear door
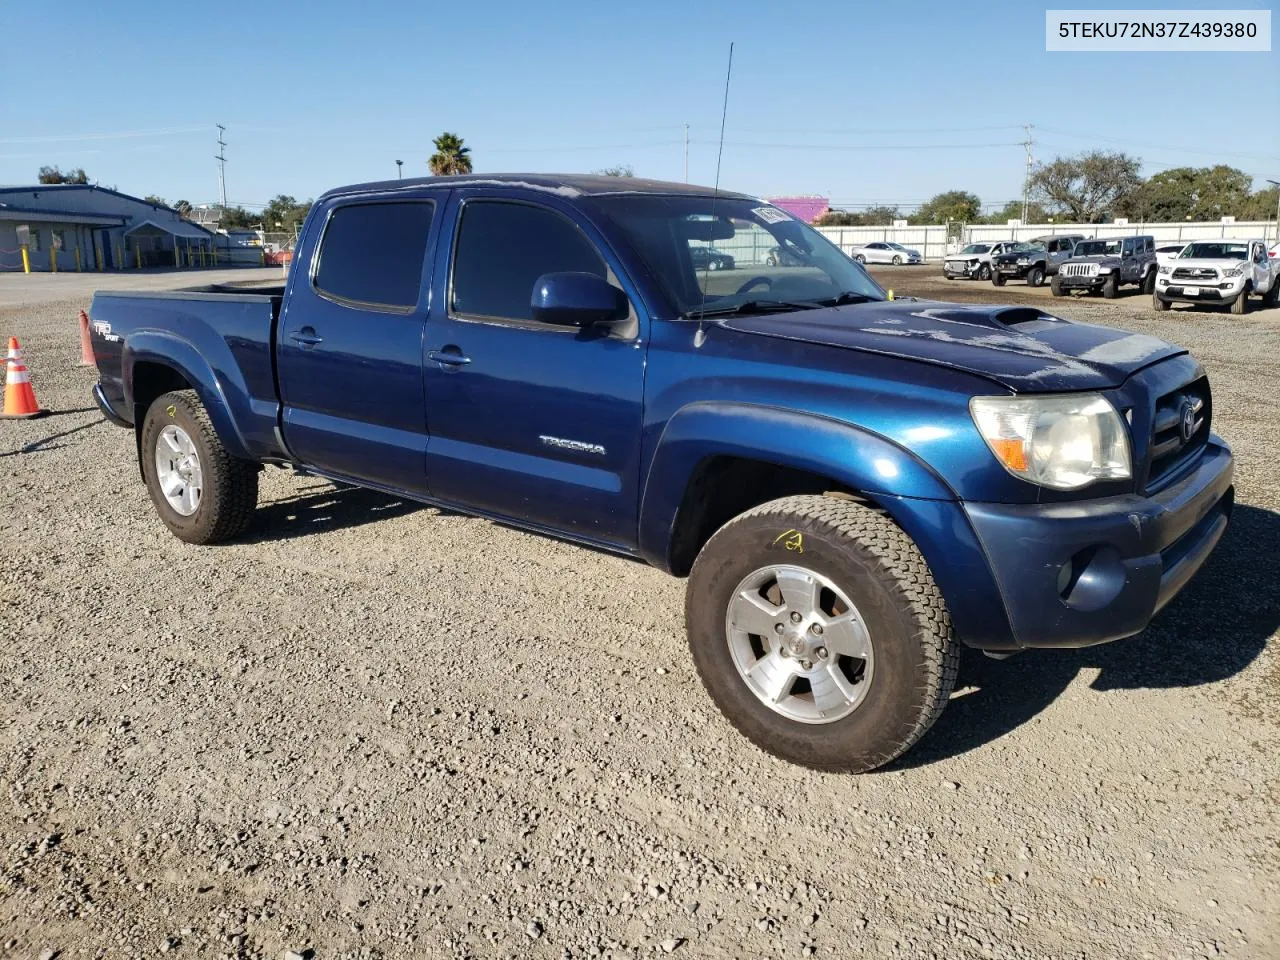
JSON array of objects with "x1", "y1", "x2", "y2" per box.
[
  {"x1": 277, "y1": 196, "x2": 440, "y2": 492},
  {"x1": 421, "y1": 190, "x2": 646, "y2": 546}
]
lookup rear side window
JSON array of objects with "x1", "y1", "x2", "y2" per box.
[
  {"x1": 451, "y1": 201, "x2": 606, "y2": 323},
  {"x1": 314, "y1": 201, "x2": 434, "y2": 310}
]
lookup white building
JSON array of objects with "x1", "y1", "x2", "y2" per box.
[{"x1": 0, "y1": 184, "x2": 218, "y2": 272}]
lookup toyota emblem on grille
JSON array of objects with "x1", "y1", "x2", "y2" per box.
[{"x1": 1179, "y1": 400, "x2": 1196, "y2": 442}]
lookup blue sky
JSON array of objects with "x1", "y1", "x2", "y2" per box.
[{"x1": 2, "y1": 0, "x2": 1276, "y2": 212}]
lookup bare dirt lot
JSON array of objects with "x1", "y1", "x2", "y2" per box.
[{"x1": 2, "y1": 271, "x2": 1278, "y2": 959}]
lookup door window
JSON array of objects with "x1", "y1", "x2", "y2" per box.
[
  {"x1": 450, "y1": 200, "x2": 606, "y2": 323},
  {"x1": 313, "y1": 201, "x2": 435, "y2": 311}
]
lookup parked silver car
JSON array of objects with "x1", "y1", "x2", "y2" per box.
[{"x1": 849, "y1": 241, "x2": 922, "y2": 265}]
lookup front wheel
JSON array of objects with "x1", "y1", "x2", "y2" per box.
[
  {"x1": 977, "y1": 263, "x2": 990, "y2": 281},
  {"x1": 140, "y1": 389, "x2": 258, "y2": 544},
  {"x1": 1050, "y1": 277, "x2": 1064, "y2": 297},
  {"x1": 1102, "y1": 273, "x2": 1119, "y2": 299},
  {"x1": 707, "y1": 260, "x2": 720, "y2": 272},
  {"x1": 1153, "y1": 292, "x2": 1171, "y2": 312},
  {"x1": 1026, "y1": 265, "x2": 1045, "y2": 288},
  {"x1": 991, "y1": 272, "x2": 1006, "y2": 286},
  {"x1": 1230, "y1": 285, "x2": 1251, "y2": 315},
  {"x1": 855, "y1": 254, "x2": 866, "y2": 264},
  {"x1": 686, "y1": 495, "x2": 958, "y2": 773}
]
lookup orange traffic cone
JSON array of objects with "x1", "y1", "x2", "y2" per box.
[
  {"x1": 2, "y1": 337, "x2": 50, "y2": 419},
  {"x1": 78, "y1": 310, "x2": 95, "y2": 366}
]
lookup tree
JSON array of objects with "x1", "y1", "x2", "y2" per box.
[
  {"x1": 595, "y1": 165, "x2": 634, "y2": 177},
  {"x1": 816, "y1": 206, "x2": 901, "y2": 227},
  {"x1": 1029, "y1": 150, "x2": 1142, "y2": 223},
  {"x1": 910, "y1": 190, "x2": 981, "y2": 225},
  {"x1": 1241, "y1": 184, "x2": 1279, "y2": 223},
  {"x1": 143, "y1": 195, "x2": 166, "y2": 206},
  {"x1": 261, "y1": 194, "x2": 312, "y2": 235},
  {"x1": 218, "y1": 206, "x2": 256, "y2": 229},
  {"x1": 1118, "y1": 165, "x2": 1252, "y2": 222},
  {"x1": 428, "y1": 133, "x2": 472, "y2": 176},
  {"x1": 174, "y1": 200, "x2": 192, "y2": 216},
  {"x1": 37, "y1": 165, "x2": 90, "y2": 184},
  {"x1": 980, "y1": 199, "x2": 1049, "y2": 224}
]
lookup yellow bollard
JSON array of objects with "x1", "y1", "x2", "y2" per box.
[
  {"x1": 95, "y1": 241, "x2": 103, "y2": 272},
  {"x1": 75, "y1": 247, "x2": 82, "y2": 272},
  {"x1": 135, "y1": 246, "x2": 142, "y2": 270},
  {"x1": 173, "y1": 244, "x2": 180, "y2": 268},
  {"x1": 116, "y1": 243, "x2": 123, "y2": 270},
  {"x1": 20, "y1": 244, "x2": 30, "y2": 274},
  {"x1": 50, "y1": 247, "x2": 57, "y2": 273}
]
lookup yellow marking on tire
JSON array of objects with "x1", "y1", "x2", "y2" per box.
[
  {"x1": 166, "y1": 404, "x2": 176, "y2": 418},
  {"x1": 772, "y1": 529, "x2": 804, "y2": 553}
]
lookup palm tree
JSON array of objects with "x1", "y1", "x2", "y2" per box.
[
  {"x1": 174, "y1": 200, "x2": 192, "y2": 217},
  {"x1": 428, "y1": 133, "x2": 472, "y2": 176}
]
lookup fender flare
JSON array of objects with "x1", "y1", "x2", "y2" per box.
[
  {"x1": 637, "y1": 401, "x2": 955, "y2": 571},
  {"x1": 123, "y1": 332, "x2": 252, "y2": 460}
]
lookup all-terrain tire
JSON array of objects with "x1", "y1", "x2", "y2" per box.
[
  {"x1": 1264, "y1": 279, "x2": 1280, "y2": 309},
  {"x1": 140, "y1": 389, "x2": 258, "y2": 545},
  {"x1": 1050, "y1": 276, "x2": 1064, "y2": 297},
  {"x1": 1142, "y1": 269, "x2": 1156, "y2": 294},
  {"x1": 1102, "y1": 273, "x2": 1119, "y2": 298},
  {"x1": 991, "y1": 272, "x2": 1006, "y2": 286},
  {"x1": 1153, "y1": 292, "x2": 1171, "y2": 312},
  {"x1": 1230, "y1": 285, "x2": 1251, "y2": 315},
  {"x1": 685, "y1": 495, "x2": 959, "y2": 773}
]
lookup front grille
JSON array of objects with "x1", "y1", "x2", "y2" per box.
[
  {"x1": 1171, "y1": 267, "x2": 1217, "y2": 282},
  {"x1": 1147, "y1": 376, "x2": 1210, "y2": 490},
  {"x1": 1061, "y1": 263, "x2": 1097, "y2": 278}
]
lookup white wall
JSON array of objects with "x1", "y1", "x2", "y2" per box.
[{"x1": 965, "y1": 220, "x2": 1278, "y2": 246}]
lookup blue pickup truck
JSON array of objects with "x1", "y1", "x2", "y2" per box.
[{"x1": 89, "y1": 175, "x2": 1234, "y2": 772}]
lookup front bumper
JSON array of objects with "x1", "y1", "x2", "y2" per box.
[
  {"x1": 994, "y1": 262, "x2": 1035, "y2": 278},
  {"x1": 961, "y1": 438, "x2": 1234, "y2": 649},
  {"x1": 943, "y1": 261, "x2": 979, "y2": 278},
  {"x1": 1055, "y1": 273, "x2": 1111, "y2": 290},
  {"x1": 1155, "y1": 278, "x2": 1244, "y2": 304}
]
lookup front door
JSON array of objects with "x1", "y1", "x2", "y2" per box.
[
  {"x1": 277, "y1": 197, "x2": 439, "y2": 492},
  {"x1": 422, "y1": 191, "x2": 646, "y2": 547}
]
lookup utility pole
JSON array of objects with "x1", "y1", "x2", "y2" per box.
[
  {"x1": 396, "y1": 160, "x2": 404, "y2": 180},
  {"x1": 215, "y1": 124, "x2": 228, "y2": 210},
  {"x1": 683, "y1": 123, "x2": 689, "y2": 183},
  {"x1": 1021, "y1": 123, "x2": 1034, "y2": 224}
]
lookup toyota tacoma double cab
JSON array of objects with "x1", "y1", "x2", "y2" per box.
[
  {"x1": 88, "y1": 175, "x2": 1234, "y2": 773},
  {"x1": 1153, "y1": 238, "x2": 1278, "y2": 315},
  {"x1": 1052, "y1": 235, "x2": 1157, "y2": 298}
]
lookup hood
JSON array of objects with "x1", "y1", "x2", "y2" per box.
[
  {"x1": 1168, "y1": 258, "x2": 1241, "y2": 272},
  {"x1": 945, "y1": 252, "x2": 984, "y2": 262},
  {"x1": 720, "y1": 301, "x2": 1184, "y2": 391},
  {"x1": 1067, "y1": 255, "x2": 1121, "y2": 266},
  {"x1": 993, "y1": 251, "x2": 1040, "y2": 263}
]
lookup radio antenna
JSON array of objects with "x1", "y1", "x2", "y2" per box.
[{"x1": 694, "y1": 41, "x2": 734, "y2": 349}]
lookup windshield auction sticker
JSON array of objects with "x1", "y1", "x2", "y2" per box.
[
  {"x1": 1046, "y1": 9, "x2": 1270, "y2": 50},
  {"x1": 753, "y1": 206, "x2": 792, "y2": 224}
]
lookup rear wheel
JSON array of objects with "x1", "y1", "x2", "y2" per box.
[
  {"x1": 1230, "y1": 285, "x2": 1251, "y2": 315},
  {"x1": 686, "y1": 495, "x2": 958, "y2": 773},
  {"x1": 1026, "y1": 265, "x2": 1045, "y2": 288},
  {"x1": 977, "y1": 263, "x2": 990, "y2": 281},
  {"x1": 707, "y1": 259, "x2": 721, "y2": 272},
  {"x1": 140, "y1": 389, "x2": 258, "y2": 545},
  {"x1": 1102, "y1": 273, "x2": 1119, "y2": 299},
  {"x1": 1264, "y1": 279, "x2": 1280, "y2": 308},
  {"x1": 892, "y1": 255, "x2": 902, "y2": 265},
  {"x1": 1142, "y1": 269, "x2": 1156, "y2": 294}
]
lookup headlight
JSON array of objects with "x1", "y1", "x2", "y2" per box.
[
  {"x1": 1158, "y1": 265, "x2": 1171, "y2": 274},
  {"x1": 1016, "y1": 258, "x2": 1029, "y2": 265},
  {"x1": 1097, "y1": 266, "x2": 1114, "y2": 274},
  {"x1": 1223, "y1": 266, "x2": 1246, "y2": 278},
  {"x1": 970, "y1": 394, "x2": 1131, "y2": 490}
]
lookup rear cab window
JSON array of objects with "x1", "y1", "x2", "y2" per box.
[{"x1": 314, "y1": 201, "x2": 435, "y2": 311}]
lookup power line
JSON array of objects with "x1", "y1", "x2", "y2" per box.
[{"x1": 0, "y1": 125, "x2": 208, "y2": 145}]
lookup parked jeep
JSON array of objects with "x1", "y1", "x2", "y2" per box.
[
  {"x1": 1154, "y1": 239, "x2": 1279, "y2": 315},
  {"x1": 1052, "y1": 235, "x2": 1157, "y2": 298}
]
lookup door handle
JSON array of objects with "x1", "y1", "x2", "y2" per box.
[
  {"x1": 289, "y1": 327, "x2": 323, "y2": 346},
  {"x1": 428, "y1": 348, "x2": 471, "y2": 367}
]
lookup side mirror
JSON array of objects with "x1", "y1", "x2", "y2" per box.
[{"x1": 531, "y1": 272, "x2": 629, "y2": 327}]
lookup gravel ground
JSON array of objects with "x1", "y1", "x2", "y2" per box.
[{"x1": 1, "y1": 275, "x2": 1277, "y2": 959}]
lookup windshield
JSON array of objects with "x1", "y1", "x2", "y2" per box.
[
  {"x1": 1180, "y1": 242, "x2": 1248, "y2": 260},
  {"x1": 595, "y1": 195, "x2": 886, "y2": 317},
  {"x1": 959, "y1": 244, "x2": 990, "y2": 255},
  {"x1": 886, "y1": 242, "x2": 908, "y2": 250},
  {"x1": 1074, "y1": 239, "x2": 1122, "y2": 257},
  {"x1": 1007, "y1": 242, "x2": 1041, "y2": 254}
]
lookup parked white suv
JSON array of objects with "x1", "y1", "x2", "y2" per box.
[
  {"x1": 943, "y1": 240, "x2": 1017, "y2": 280},
  {"x1": 1153, "y1": 239, "x2": 1279, "y2": 314}
]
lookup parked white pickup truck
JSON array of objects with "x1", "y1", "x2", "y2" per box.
[{"x1": 1153, "y1": 239, "x2": 1279, "y2": 314}]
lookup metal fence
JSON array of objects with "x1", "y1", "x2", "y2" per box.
[{"x1": 964, "y1": 220, "x2": 1279, "y2": 247}]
